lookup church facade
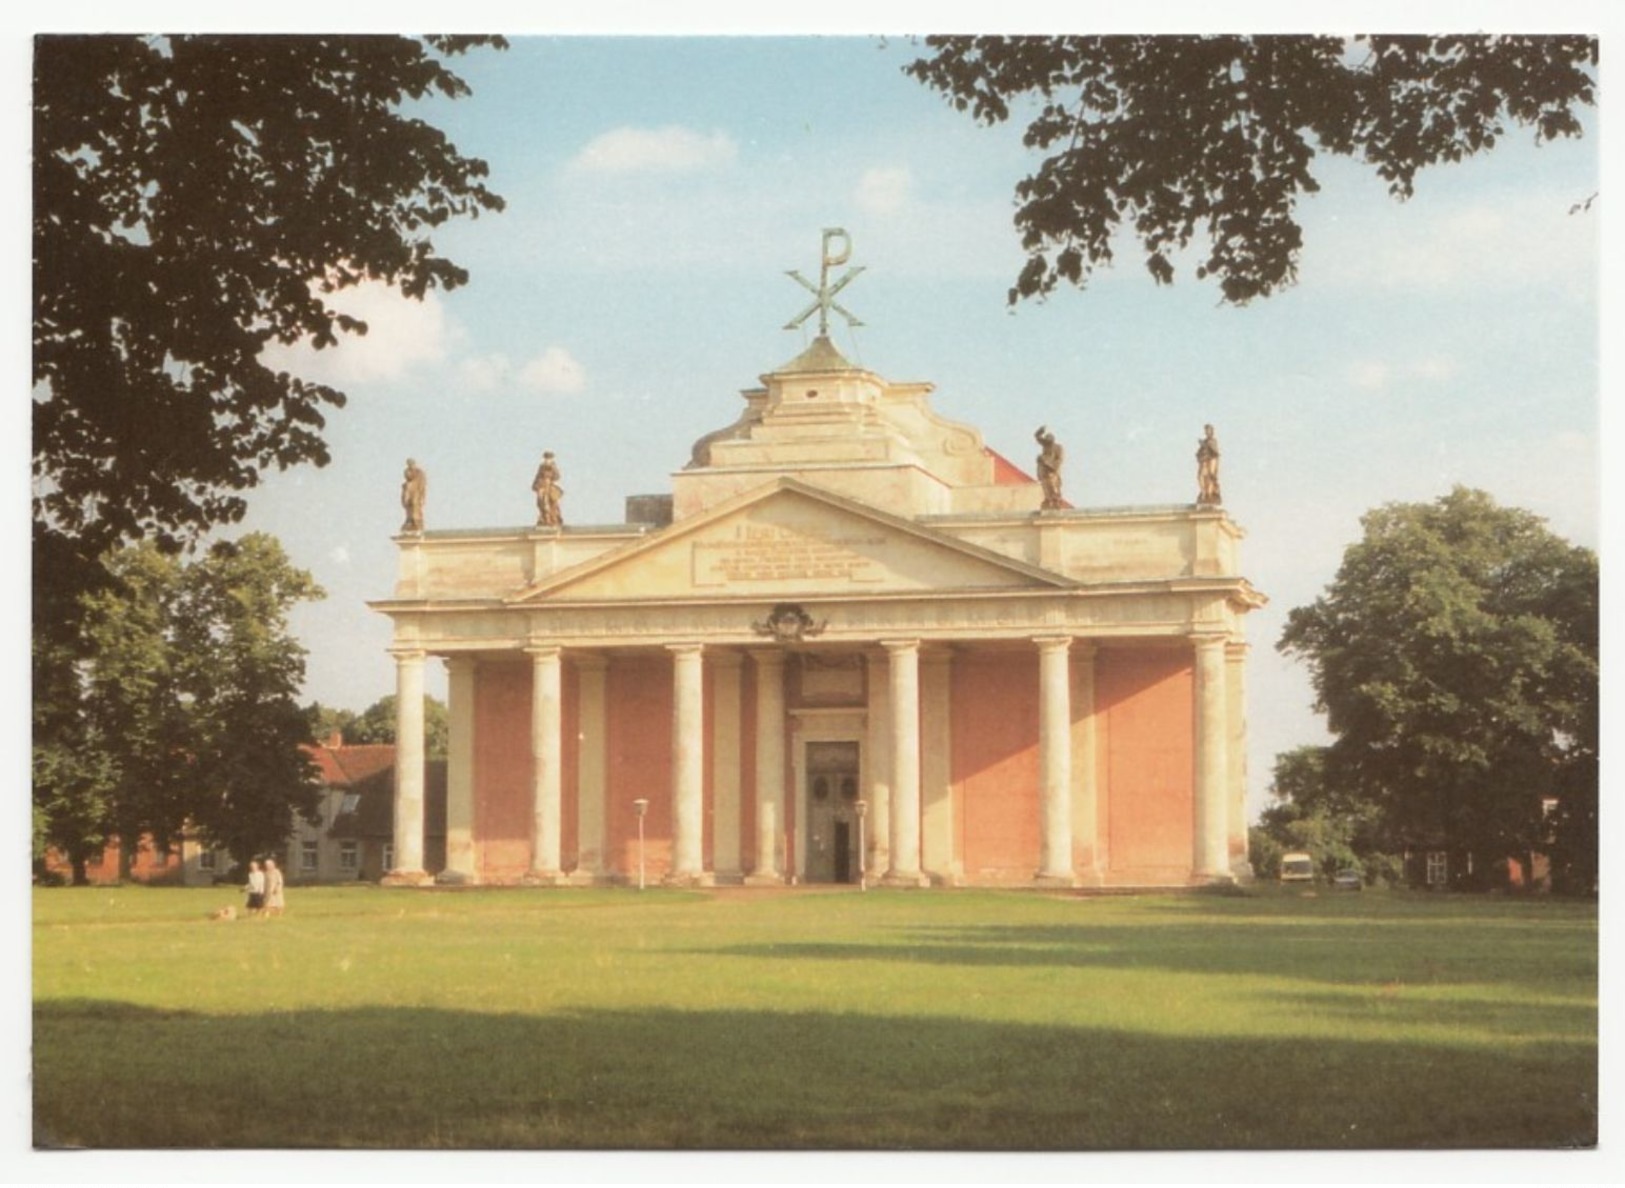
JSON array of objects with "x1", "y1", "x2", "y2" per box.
[{"x1": 372, "y1": 283, "x2": 1266, "y2": 889}]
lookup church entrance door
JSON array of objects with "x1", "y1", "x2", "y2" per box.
[{"x1": 804, "y1": 740, "x2": 861, "y2": 884}]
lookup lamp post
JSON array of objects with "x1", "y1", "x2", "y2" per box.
[
  {"x1": 855, "y1": 799, "x2": 868, "y2": 891},
  {"x1": 632, "y1": 798, "x2": 649, "y2": 891}
]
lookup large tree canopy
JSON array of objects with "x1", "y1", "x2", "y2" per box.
[
  {"x1": 39, "y1": 534, "x2": 325, "y2": 880},
  {"x1": 32, "y1": 34, "x2": 505, "y2": 568},
  {"x1": 905, "y1": 35, "x2": 1596, "y2": 305},
  {"x1": 1278, "y1": 488, "x2": 1597, "y2": 889}
]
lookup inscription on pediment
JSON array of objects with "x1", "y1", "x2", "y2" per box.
[{"x1": 692, "y1": 524, "x2": 886, "y2": 586}]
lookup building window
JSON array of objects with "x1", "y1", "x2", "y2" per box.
[
  {"x1": 339, "y1": 792, "x2": 361, "y2": 815},
  {"x1": 300, "y1": 840, "x2": 319, "y2": 874},
  {"x1": 339, "y1": 842, "x2": 359, "y2": 872},
  {"x1": 383, "y1": 843, "x2": 394, "y2": 872},
  {"x1": 198, "y1": 849, "x2": 217, "y2": 872},
  {"x1": 1426, "y1": 851, "x2": 1449, "y2": 887}
]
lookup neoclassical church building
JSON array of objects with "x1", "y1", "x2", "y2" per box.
[{"x1": 373, "y1": 239, "x2": 1266, "y2": 889}]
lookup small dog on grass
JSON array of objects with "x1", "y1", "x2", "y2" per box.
[{"x1": 208, "y1": 905, "x2": 237, "y2": 922}]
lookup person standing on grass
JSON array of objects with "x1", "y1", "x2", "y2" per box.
[
  {"x1": 263, "y1": 858, "x2": 285, "y2": 918},
  {"x1": 245, "y1": 860, "x2": 266, "y2": 917}
]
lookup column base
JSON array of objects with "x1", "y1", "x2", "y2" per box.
[
  {"x1": 565, "y1": 869, "x2": 604, "y2": 887},
  {"x1": 1033, "y1": 871, "x2": 1078, "y2": 889},
  {"x1": 880, "y1": 871, "x2": 932, "y2": 889},
  {"x1": 381, "y1": 869, "x2": 434, "y2": 887},
  {"x1": 1191, "y1": 869, "x2": 1237, "y2": 887},
  {"x1": 1073, "y1": 866, "x2": 1107, "y2": 888},
  {"x1": 743, "y1": 872, "x2": 785, "y2": 887},
  {"x1": 434, "y1": 869, "x2": 477, "y2": 887},
  {"x1": 520, "y1": 869, "x2": 572, "y2": 887},
  {"x1": 662, "y1": 871, "x2": 716, "y2": 888}
]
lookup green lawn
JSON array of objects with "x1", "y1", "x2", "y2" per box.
[{"x1": 32, "y1": 884, "x2": 1596, "y2": 1150}]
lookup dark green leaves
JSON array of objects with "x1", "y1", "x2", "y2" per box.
[{"x1": 905, "y1": 35, "x2": 1595, "y2": 306}]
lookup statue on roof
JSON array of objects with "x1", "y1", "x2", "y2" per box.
[
  {"x1": 532, "y1": 451, "x2": 564, "y2": 528},
  {"x1": 1035, "y1": 426, "x2": 1065, "y2": 510},
  {"x1": 1196, "y1": 424, "x2": 1222, "y2": 505},
  {"x1": 400, "y1": 458, "x2": 426, "y2": 532}
]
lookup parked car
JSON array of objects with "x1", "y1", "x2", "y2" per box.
[
  {"x1": 1331, "y1": 868, "x2": 1364, "y2": 891},
  {"x1": 1280, "y1": 852, "x2": 1315, "y2": 883}
]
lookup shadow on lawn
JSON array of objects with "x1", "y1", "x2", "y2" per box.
[
  {"x1": 34, "y1": 998, "x2": 1595, "y2": 1152},
  {"x1": 703, "y1": 916, "x2": 1596, "y2": 988}
]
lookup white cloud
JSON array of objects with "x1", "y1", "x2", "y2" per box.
[
  {"x1": 1346, "y1": 355, "x2": 1457, "y2": 393},
  {"x1": 518, "y1": 347, "x2": 587, "y2": 395},
  {"x1": 568, "y1": 126, "x2": 737, "y2": 176},
  {"x1": 328, "y1": 545, "x2": 351, "y2": 566},
  {"x1": 1315, "y1": 189, "x2": 1596, "y2": 297},
  {"x1": 458, "y1": 353, "x2": 513, "y2": 394},
  {"x1": 855, "y1": 166, "x2": 913, "y2": 217},
  {"x1": 260, "y1": 281, "x2": 449, "y2": 385}
]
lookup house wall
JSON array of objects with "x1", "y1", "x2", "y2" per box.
[
  {"x1": 474, "y1": 661, "x2": 534, "y2": 880},
  {"x1": 952, "y1": 650, "x2": 1041, "y2": 884},
  {"x1": 604, "y1": 655, "x2": 675, "y2": 880},
  {"x1": 1097, "y1": 649, "x2": 1194, "y2": 883}
]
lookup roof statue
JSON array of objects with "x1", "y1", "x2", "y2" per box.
[{"x1": 783, "y1": 227, "x2": 865, "y2": 337}]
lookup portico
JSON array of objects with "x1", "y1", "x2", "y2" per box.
[{"x1": 373, "y1": 282, "x2": 1265, "y2": 889}]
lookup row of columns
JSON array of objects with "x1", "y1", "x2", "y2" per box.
[{"x1": 389, "y1": 632, "x2": 1241, "y2": 886}]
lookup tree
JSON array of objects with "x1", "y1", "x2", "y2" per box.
[
  {"x1": 904, "y1": 35, "x2": 1596, "y2": 305},
  {"x1": 343, "y1": 695, "x2": 450, "y2": 761},
  {"x1": 35, "y1": 534, "x2": 326, "y2": 878},
  {"x1": 1278, "y1": 488, "x2": 1597, "y2": 889},
  {"x1": 1252, "y1": 745, "x2": 1399, "y2": 884},
  {"x1": 33, "y1": 35, "x2": 505, "y2": 566},
  {"x1": 175, "y1": 535, "x2": 327, "y2": 865}
]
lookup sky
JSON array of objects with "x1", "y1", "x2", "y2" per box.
[{"x1": 207, "y1": 30, "x2": 1601, "y2": 825}]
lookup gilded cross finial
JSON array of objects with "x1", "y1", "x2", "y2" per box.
[{"x1": 784, "y1": 227, "x2": 865, "y2": 336}]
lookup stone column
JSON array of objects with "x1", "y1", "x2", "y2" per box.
[
  {"x1": 1035, "y1": 635, "x2": 1076, "y2": 885},
  {"x1": 526, "y1": 644, "x2": 565, "y2": 884},
  {"x1": 1193, "y1": 633, "x2": 1232, "y2": 882},
  {"x1": 386, "y1": 647, "x2": 428, "y2": 884},
  {"x1": 711, "y1": 652, "x2": 744, "y2": 881},
  {"x1": 1226, "y1": 641, "x2": 1252, "y2": 879},
  {"x1": 573, "y1": 655, "x2": 608, "y2": 884},
  {"x1": 920, "y1": 648, "x2": 955, "y2": 883},
  {"x1": 747, "y1": 650, "x2": 785, "y2": 884},
  {"x1": 441, "y1": 655, "x2": 477, "y2": 884},
  {"x1": 667, "y1": 643, "x2": 710, "y2": 885},
  {"x1": 864, "y1": 649, "x2": 892, "y2": 876},
  {"x1": 1071, "y1": 642, "x2": 1103, "y2": 884},
  {"x1": 883, "y1": 639, "x2": 927, "y2": 886}
]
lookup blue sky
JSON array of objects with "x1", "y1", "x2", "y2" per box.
[{"x1": 218, "y1": 32, "x2": 1600, "y2": 824}]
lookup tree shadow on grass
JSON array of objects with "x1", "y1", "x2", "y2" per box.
[
  {"x1": 703, "y1": 916, "x2": 1596, "y2": 989},
  {"x1": 33, "y1": 998, "x2": 1595, "y2": 1152}
]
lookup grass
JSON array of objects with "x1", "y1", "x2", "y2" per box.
[{"x1": 32, "y1": 883, "x2": 1596, "y2": 1150}]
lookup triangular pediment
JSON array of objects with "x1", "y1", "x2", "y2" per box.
[{"x1": 509, "y1": 479, "x2": 1071, "y2": 603}]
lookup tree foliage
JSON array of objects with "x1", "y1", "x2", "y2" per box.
[
  {"x1": 35, "y1": 534, "x2": 326, "y2": 879},
  {"x1": 33, "y1": 34, "x2": 505, "y2": 583},
  {"x1": 905, "y1": 35, "x2": 1596, "y2": 305},
  {"x1": 342, "y1": 694, "x2": 451, "y2": 760},
  {"x1": 1277, "y1": 488, "x2": 1597, "y2": 888}
]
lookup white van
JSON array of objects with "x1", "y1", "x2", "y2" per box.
[{"x1": 1280, "y1": 852, "x2": 1315, "y2": 883}]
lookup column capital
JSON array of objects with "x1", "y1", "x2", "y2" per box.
[
  {"x1": 708, "y1": 650, "x2": 745, "y2": 670},
  {"x1": 388, "y1": 646, "x2": 428, "y2": 662},
  {"x1": 1225, "y1": 640, "x2": 1250, "y2": 659},
  {"x1": 524, "y1": 643, "x2": 564, "y2": 660},
  {"x1": 1032, "y1": 633, "x2": 1073, "y2": 651},
  {"x1": 572, "y1": 651, "x2": 609, "y2": 674},
  {"x1": 442, "y1": 653, "x2": 476, "y2": 675},
  {"x1": 1189, "y1": 630, "x2": 1229, "y2": 651},
  {"x1": 666, "y1": 642, "x2": 705, "y2": 657},
  {"x1": 749, "y1": 647, "x2": 786, "y2": 668},
  {"x1": 880, "y1": 638, "x2": 921, "y2": 655},
  {"x1": 1071, "y1": 639, "x2": 1098, "y2": 661}
]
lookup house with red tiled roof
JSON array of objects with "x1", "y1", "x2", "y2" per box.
[{"x1": 290, "y1": 734, "x2": 445, "y2": 883}]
